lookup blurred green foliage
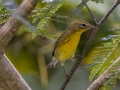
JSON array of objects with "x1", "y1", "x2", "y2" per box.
[
  {"x1": 0, "y1": 0, "x2": 120, "y2": 90},
  {"x1": 85, "y1": 35, "x2": 120, "y2": 90}
]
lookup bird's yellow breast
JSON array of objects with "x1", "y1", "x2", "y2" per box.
[{"x1": 54, "y1": 31, "x2": 84, "y2": 62}]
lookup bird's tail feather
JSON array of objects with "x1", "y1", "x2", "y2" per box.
[{"x1": 45, "y1": 59, "x2": 59, "y2": 69}]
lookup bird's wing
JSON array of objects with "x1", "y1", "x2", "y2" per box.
[{"x1": 52, "y1": 30, "x2": 72, "y2": 56}]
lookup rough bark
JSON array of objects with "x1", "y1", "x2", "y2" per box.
[{"x1": 0, "y1": 0, "x2": 38, "y2": 90}]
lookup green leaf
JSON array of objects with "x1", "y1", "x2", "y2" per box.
[
  {"x1": 91, "y1": 0, "x2": 105, "y2": 3},
  {"x1": 109, "y1": 28, "x2": 120, "y2": 31},
  {"x1": 72, "y1": 0, "x2": 89, "y2": 16},
  {"x1": 110, "y1": 78, "x2": 116, "y2": 85},
  {"x1": 93, "y1": 49, "x2": 111, "y2": 53},
  {"x1": 0, "y1": 9, "x2": 11, "y2": 24},
  {"x1": 85, "y1": 62, "x2": 99, "y2": 68},
  {"x1": 88, "y1": 34, "x2": 120, "y2": 83},
  {"x1": 89, "y1": 68, "x2": 99, "y2": 81},
  {"x1": 103, "y1": 42, "x2": 115, "y2": 47},
  {"x1": 100, "y1": 85, "x2": 111, "y2": 90},
  {"x1": 117, "y1": 74, "x2": 120, "y2": 79},
  {"x1": 32, "y1": 33, "x2": 37, "y2": 39},
  {"x1": 101, "y1": 35, "x2": 120, "y2": 41},
  {"x1": 104, "y1": 78, "x2": 116, "y2": 89},
  {"x1": 99, "y1": 66, "x2": 108, "y2": 76},
  {"x1": 32, "y1": 0, "x2": 67, "y2": 38},
  {"x1": 0, "y1": 0, "x2": 4, "y2": 10}
]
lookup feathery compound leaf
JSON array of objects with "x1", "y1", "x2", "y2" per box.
[
  {"x1": 88, "y1": 34, "x2": 120, "y2": 81},
  {"x1": 109, "y1": 59, "x2": 120, "y2": 74},
  {"x1": 101, "y1": 35, "x2": 120, "y2": 41},
  {"x1": 0, "y1": 0, "x2": 4, "y2": 10},
  {"x1": 117, "y1": 74, "x2": 120, "y2": 79},
  {"x1": 100, "y1": 85, "x2": 111, "y2": 90},
  {"x1": 72, "y1": 0, "x2": 105, "y2": 16},
  {"x1": 99, "y1": 66, "x2": 108, "y2": 76},
  {"x1": 91, "y1": 0, "x2": 105, "y2": 3},
  {"x1": 100, "y1": 56, "x2": 120, "y2": 90},
  {"x1": 89, "y1": 68, "x2": 99, "y2": 81},
  {"x1": 109, "y1": 78, "x2": 116, "y2": 86},
  {"x1": 32, "y1": 28, "x2": 57, "y2": 39},
  {"x1": 102, "y1": 42, "x2": 116, "y2": 47},
  {"x1": 72, "y1": 0, "x2": 89, "y2": 16},
  {"x1": 85, "y1": 62, "x2": 99, "y2": 68},
  {"x1": 0, "y1": 9, "x2": 11, "y2": 24},
  {"x1": 42, "y1": 0, "x2": 54, "y2": 3},
  {"x1": 109, "y1": 28, "x2": 120, "y2": 31},
  {"x1": 50, "y1": 18, "x2": 68, "y2": 24},
  {"x1": 32, "y1": 0, "x2": 67, "y2": 38}
]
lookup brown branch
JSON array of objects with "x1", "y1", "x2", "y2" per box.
[
  {"x1": 82, "y1": 0, "x2": 98, "y2": 25},
  {"x1": 59, "y1": 0, "x2": 120, "y2": 90},
  {"x1": 0, "y1": 54, "x2": 31, "y2": 90},
  {"x1": 0, "y1": 0, "x2": 37, "y2": 90},
  {"x1": 87, "y1": 56, "x2": 120, "y2": 90}
]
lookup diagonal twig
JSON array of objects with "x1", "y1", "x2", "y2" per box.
[
  {"x1": 59, "y1": 0, "x2": 120, "y2": 90},
  {"x1": 82, "y1": 0, "x2": 98, "y2": 25}
]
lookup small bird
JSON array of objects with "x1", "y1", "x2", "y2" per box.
[{"x1": 46, "y1": 20, "x2": 95, "y2": 75}]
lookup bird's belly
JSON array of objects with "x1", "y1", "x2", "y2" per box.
[{"x1": 54, "y1": 35, "x2": 80, "y2": 62}]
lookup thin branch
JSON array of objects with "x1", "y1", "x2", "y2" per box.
[
  {"x1": 0, "y1": 0, "x2": 37, "y2": 50},
  {"x1": 59, "y1": 0, "x2": 120, "y2": 90},
  {"x1": 87, "y1": 56, "x2": 120, "y2": 90},
  {"x1": 0, "y1": 0, "x2": 38, "y2": 89},
  {"x1": 82, "y1": 0, "x2": 98, "y2": 25}
]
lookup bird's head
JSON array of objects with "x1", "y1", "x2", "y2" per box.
[{"x1": 69, "y1": 20, "x2": 96, "y2": 32}]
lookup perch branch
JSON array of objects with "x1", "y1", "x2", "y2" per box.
[{"x1": 82, "y1": 0, "x2": 98, "y2": 25}]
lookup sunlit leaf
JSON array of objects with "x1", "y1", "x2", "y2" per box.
[
  {"x1": 88, "y1": 33, "x2": 120, "y2": 89},
  {"x1": 101, "y1": 35, "x2": 119, "y2": 41},
  {"x1": 85, "y1": 62, "x2": 99, "y2": 68},
  {"x1": 109, "y1": 28, "x2": 120, "y2": 31},
  {"x1": 99, "y1": 66, "x2": 108, "y2": 75},
  {"x1": 100, "y1": 85, "x2": 111, "y2": 90},
  {"x1": 89, "y1": 68, "x2": 99, "y2": 81},
  {"x1": 42, "y1": 0, "x2": 54, "y2": 3},
  {"x1": 72, "y1": 0, "x2": 89, "y2": 16},
  {"x1": 91, "y1": 0, "x2": 105, "y2": 3}
]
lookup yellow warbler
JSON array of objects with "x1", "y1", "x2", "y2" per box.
[{"x1": 46, "y1": 20, "x2": 95, "y2": 70}]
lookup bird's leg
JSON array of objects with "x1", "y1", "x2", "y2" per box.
[
  {"x1": 62, "y1": 66, "x2": 71, "y2": 78},
  {"x1": 61, "y1": 62, "x2": 70, "y2": 78}
]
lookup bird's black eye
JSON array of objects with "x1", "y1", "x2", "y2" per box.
[
  {"x1": 82, "y1": 24, "x2": 86, "y2": 27},
  {"x1": 75, "y1": 23, "x2": 87, "y2": 30}
]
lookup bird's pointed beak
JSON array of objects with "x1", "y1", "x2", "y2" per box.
[{"x1": 88, "y1": 24, "x2": 96, "y2": 30}]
